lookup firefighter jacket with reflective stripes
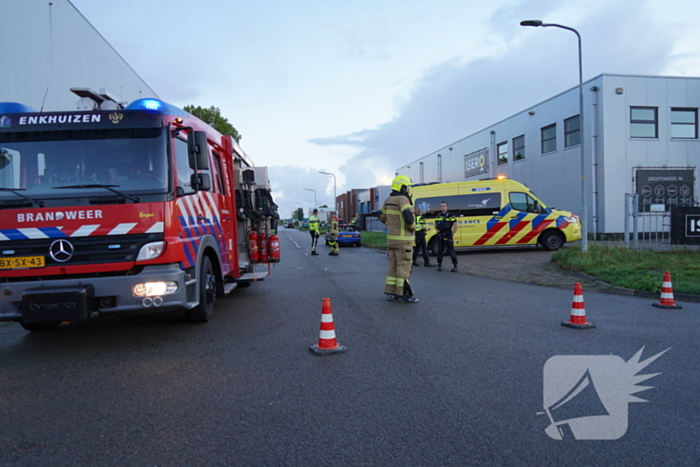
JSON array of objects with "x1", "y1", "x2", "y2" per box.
[
  {"x1": 380, "y1": 192, "x2": 416, "y2": 246},
  {"x1": 329, "y1": 215, "x2": 339, "y2": 234},
  {"x1": 435, "y1": 211, "x2": 457, "y2": 235},
  {"x1": 308, "y1": 215, "x2": 320, "y2": 234}
]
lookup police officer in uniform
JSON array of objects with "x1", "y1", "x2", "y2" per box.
[
  {"x1": 434, "y1": 201, "x2": 458, "y2": 272},
  {"x1": 309, "y1": 209, "x2": 320, "y2": 255},
  {"x1": 380, "y1": 175, "x2": 418, "y2": 303},
  {"x1": 412, "y1": 207, "x2": 434, "y2": 267},
  {"x1": 328, "y1": 211, "x2": 340, "y2": 256}
]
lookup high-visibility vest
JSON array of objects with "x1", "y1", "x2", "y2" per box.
[{"x1": 308, "y1": 215, "x2": 320, "y2": 233}]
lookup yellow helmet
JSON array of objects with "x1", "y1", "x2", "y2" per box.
[{"x1": 391, "y1": 174, "x2": 412, "y2": 194}]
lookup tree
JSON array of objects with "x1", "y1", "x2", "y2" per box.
[
  {"x1": 293, "y1": 208, "x2": 304, "y2": 221},
  {"x1": 183, "y1": 105, "x2": 241, "y2": 143}
]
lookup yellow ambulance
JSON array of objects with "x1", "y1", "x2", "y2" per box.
[{"x1": 411, "y1": 178, "x2": 581, "y2": 254}]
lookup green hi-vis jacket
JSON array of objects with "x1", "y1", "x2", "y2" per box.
[
  {"x1": 380, "y1": 193, "x2": 416, "y2": 247},
  {"x1": 415, "y1": 215, "x2": 427, "y2": 232},
  {"x1": 308, "y1": 215, "x2": 320, "y2": 234}
]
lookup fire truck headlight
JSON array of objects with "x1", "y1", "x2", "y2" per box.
[
  {"x1": 132, "y1": 281, "x2": 178, "y2": 297},
  {"x1": 137, "y1": 241, "x2": 165, "y2": 261}
]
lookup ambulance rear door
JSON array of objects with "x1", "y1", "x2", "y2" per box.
[{"x1": 413, "y1": 184, "x2": 457, "y2": 245}]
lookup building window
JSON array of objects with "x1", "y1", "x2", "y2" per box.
[
  {"x1": 513, "y1": 135, "x2": 525, "y2": 161},
  {"x1": 630, "y1": 107, "x2": 658, "y2": 138},
  {"x1": 497, "y1": 142, "x2": 508, "y2": 165},
  {"x1": 671, "y1": 108, "x2": 698, "y2": 139},
  {"x1": 541, "y1": 124, "x2": 556, "y2": 153},
  {"x1": 564, "y1": 115, "x2": 581, "y2": 147}
]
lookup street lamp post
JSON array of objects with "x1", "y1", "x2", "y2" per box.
[
  {"x1": 520, "y1": 19, "x2": 588, "y2": 252},
  {"x1": 319, "y1": 171, "x2": 337, "y2": 213},
  {"x1": 304, "y1": 188, "x2": 317, "y2": 209}
]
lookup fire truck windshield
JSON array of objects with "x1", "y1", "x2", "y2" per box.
[{"x1": 0, "y1": 127, "x2": 168, "y2": 204}]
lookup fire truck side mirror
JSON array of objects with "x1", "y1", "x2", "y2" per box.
[
  {"x1": 187, "y1": 131, "x2": 210, "y2": 170},
  {"x1": 191, "y1": 173, "x2": 211, "y2": 192}
]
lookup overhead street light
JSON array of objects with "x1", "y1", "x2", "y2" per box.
[
  {"x1": 319, "y1": 171, "x2": 337, "y2": 213},
  {"x1": 520, "y1": 19, "x2": 588, "y2": 253},
  {"x1": 304, "y1": 188, "x2": 317, "y2": 209}
]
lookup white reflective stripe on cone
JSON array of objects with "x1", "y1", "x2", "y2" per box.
[
  {"x1": 319, "y1": 330, "x2": 336, "y2": 339},
  {"x1": 570, "y1": 308, "x2": 586, "y2": 316},
  {"x1": 321, "y1": 314, "x2": 334, "y2": 323}
]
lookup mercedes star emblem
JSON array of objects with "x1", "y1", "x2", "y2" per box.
[{"x1": 49, "y1": 239, "x2": 74, "y2": 262}]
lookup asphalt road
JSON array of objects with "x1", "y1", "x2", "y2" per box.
[{"x1": 1, "y1": 228, "x2": 698, "y2": 466}]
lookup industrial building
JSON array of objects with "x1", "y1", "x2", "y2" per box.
[
  {"x1": 396, "y1": 74, "x2": 700, "y2": 237},
  {"x1": 1, "y1": 0, "x2": 157, "y2": 112}
]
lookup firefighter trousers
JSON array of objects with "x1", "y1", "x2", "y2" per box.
[
  {"x1": 328, "y1": 229, "x2": 339, "y2": 254},
  {"x1": 384, "y1": 243, "x2": 414, "y2": 296}
]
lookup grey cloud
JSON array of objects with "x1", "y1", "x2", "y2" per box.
[
  {"x1": 310, "y1": 0, "x2": 674, "y2": 193},
  {"x1": 268, "y1": 166, "x2": 337, "y2": 218},
  {"x1": 337, "y1": 20, "x2": 393, "y2": 62}
]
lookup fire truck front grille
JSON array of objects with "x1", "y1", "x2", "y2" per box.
[{"x1": 0, "y1": 233, "x2": 164, "y2": 267}]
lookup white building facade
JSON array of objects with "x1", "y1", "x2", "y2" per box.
[
  {"x1": 396, "y1": 74, "x2": 700, "y2": 237},
  {"x1": 1, "y1": 0, "x2": 157, "y2": 112}
]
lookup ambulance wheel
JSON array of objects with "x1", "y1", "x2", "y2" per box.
[
  {"x1": 20, "y1": 321, "x2": 61, "y2": 332},
  {"x1": 186, "y1": 256, "x2": 216, "y2": 323},
  {"x1": 539, "y1": 230, "x2": 564, "y2": 251},
  {"x1": 429, "y1": 239, "x2": 446, "y2": 257}
]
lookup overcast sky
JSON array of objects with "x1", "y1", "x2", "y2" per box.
[{"x1": 71, "y1": 0, "x2": 700, "y2": 217}]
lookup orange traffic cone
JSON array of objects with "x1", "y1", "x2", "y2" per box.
[
  {"x1": 310, "y1": 298, "x2": 347, "y2": 355},
  {"x1": 561, "y1": 282, "x2": 595, "y2": 329},
  {"x1": 652, "y1": 271, "x2": 682, "y2": 309}
]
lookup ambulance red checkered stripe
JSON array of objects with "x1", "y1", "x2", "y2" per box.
[
  {"x1": 516, "y1": 219, "x2": 553, "y2": 244},
  {"x1": 494, "y1": 220, "x2": 531, "y2": 245},
  {"x1": 474, "y1": 221, "x2": 506, "y2": 245}
]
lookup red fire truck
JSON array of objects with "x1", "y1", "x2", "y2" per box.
[{"x1": 0, "y1": 89, "x2": 279, "y2": 331}]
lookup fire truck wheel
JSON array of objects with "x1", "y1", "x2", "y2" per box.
[
  {"x1": 186, "y1": 256, "x2": 216, "y2": 323},
  {"x1": 539, "y1": 230, "x2": 565, "y2": 251},
  {"x1": 20, "y1": 321, "x2": 61, "y2": 332}
]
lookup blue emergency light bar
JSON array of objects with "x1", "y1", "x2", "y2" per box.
[
  {"x1": 0, "y1": 102, "x2": 38, "y2": 114},
  {"x1": 125, "y1": 98, "x2": 188, "y2": 117}
]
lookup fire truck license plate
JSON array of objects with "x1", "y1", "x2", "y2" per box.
[{"x1": 0, "y1": 256, "x2": 46, "y2": 269}]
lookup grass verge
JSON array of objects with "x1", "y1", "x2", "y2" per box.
[
  {"x1": 358, "y1": 231, "x2": 386, "y2": 250},
  {"x1": 552, "y1": 244, "x2": 700, "y2": 295}
]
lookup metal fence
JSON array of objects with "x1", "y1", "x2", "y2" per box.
[{"x1": 623, "y1": 193, "x2": 697, "y2": 250}]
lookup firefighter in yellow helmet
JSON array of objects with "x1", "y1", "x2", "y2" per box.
[{"x1": 380, "y1": 175, "x2": 418, "y2": 303}]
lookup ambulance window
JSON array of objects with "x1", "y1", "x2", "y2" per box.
[
  {"x1": 510, "y1": 192, "x2": 540, "y2": 213},
  {"x1": 212, "y1": 151, "x2": 226, "y2": 195},
  {"x1": 174, "y1": 138, "x2": 195, "y2": 195}
]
